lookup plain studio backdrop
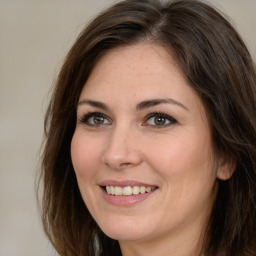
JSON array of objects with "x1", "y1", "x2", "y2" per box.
[{"x1": 0, "y1": 0, "x2": 255, "y2": 255}]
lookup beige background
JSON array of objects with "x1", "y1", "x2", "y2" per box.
[{"x1": 0, "y1": 0, "x2": 255, "y2": 255}]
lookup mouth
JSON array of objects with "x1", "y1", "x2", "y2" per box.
[
  {"x1": 99, "y1": 180, "x2": 159, "y2": 206},
  {"x1": 103, "y1": 185, "x2": 158, "y2": 196}
]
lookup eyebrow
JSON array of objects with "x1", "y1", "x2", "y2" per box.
[
  {"x1": 136, "y1": 98, "x2": 188, "y2": 111},
  {"x1": 78, "y1": 99, "x2": 109, "y2": 110},
  {"x1": 78, "y1": 98, "x2": 188, "y2": 111}
]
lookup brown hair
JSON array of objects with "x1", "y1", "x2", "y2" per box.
[{"x1": 38, "y1": 0, "x2": 256, "y2": 255}]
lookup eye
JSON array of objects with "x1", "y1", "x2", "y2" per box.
[
  {"x1": 143, "y1": 113, "x2": 177, "y2": 128},
  {"x1": 79, "y1": 112, "x2": 111, "y2": 126}
]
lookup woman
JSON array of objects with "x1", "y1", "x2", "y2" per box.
[{"x1": 39, "y1": 0, "x2": 256, "y2": 255}]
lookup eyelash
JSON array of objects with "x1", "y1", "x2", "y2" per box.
[
  {"x1": 143, "y1": 112, "x2": 177, "y2": 128},
  {"x1": 79, "y1": 112, "x2": 110, "y2": 127},
  {"x1": 79, "y1": 111, "x2": 177, "y2": 128}
]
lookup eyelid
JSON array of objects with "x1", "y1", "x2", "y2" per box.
[
  {"x1": 78, "y1": 112, "x2": 111, "y2": 126},
  {"x1": 143, "y1": 112, "x2": 177, "y2": 128}
]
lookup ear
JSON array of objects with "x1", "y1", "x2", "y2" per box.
[{"x1": 217, "y1": 159, "x2": 236, "y2": 181}]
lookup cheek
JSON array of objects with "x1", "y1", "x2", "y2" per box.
[
  {"x1": 70, "y1": 132, "x2": 102, "y2": 180},
  {"x1": 71, "y1": 132, "x2": 104, "y2": 216},
  {"x1": 145, "y1": 130, "x2": 215, "y2": 184}
]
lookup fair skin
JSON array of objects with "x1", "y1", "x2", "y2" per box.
[{"x1": 71, "y1": 43, "x2": 231, "y2": 256}]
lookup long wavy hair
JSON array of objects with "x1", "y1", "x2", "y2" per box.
[{"x1": 38, "y1": 0, "x2": 256, "y2": 255}]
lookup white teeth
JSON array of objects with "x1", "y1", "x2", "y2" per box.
[
  {"x1": 106, "y1": 186, "x2": 111, "y2": 194},
  {"x1": 105, "y1": 185, "x2": 156, "y2": 196},
  {"x1": 146, "y1": 187, "x2": 152, "y2": 193},
  {"x1": 132, "y1": 186, "x2": 140, "y2": 195},
  {"x1": 123, "y1": 186, "x2": 133, "y2": 195},
  {"x1": 110, "y1": 186, "x2": 115, "y2": 195},
  {"x1": 114, "y1": 186, "x2": 123, "y2": 196},
  {"x1": 140, "y1": 186, "x2": 146, "y2": 194}
]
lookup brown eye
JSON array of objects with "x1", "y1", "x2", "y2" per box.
[
  {"x1": 80, "y1": 112, "x2": 111, "y2": 126},
  {"x1": 144, "y1": 113, "x2": 177, "y2": 128},
  {"x1": 93, "y1": 116, "x2": 105, "y2": 124},
  {"x1": 154, "y1": 116, "x2": 167, "y2": 125}
]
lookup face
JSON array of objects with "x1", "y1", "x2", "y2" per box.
[{"x1": 71, "y1": 43, "x2": 221, "y2": 249}]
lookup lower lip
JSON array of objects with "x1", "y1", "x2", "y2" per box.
[{"x1": 101, "y1": 187, "x2": 157, "y2": 206}]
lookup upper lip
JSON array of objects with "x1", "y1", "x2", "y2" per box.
[{"x1": 99, "y1": 180, "x2": 158, "y2": 188}]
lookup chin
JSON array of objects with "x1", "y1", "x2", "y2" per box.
[{"x1": 98, "y1": 217, "x2": 154, "y2": 241}]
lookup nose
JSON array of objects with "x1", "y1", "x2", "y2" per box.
[{"x1": 101, "y1": 126, "x2": 143, "y2": 170}]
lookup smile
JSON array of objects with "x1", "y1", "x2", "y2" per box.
[
  {"x1": 99, "y1": 180, "x2": 159, "y2": 206},
  {"x1": 105, "y1": 185, "x2": 157, "y2": 196}
]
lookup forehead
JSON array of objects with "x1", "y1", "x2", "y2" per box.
[
  {"x1": 80, "y1": 43, "x2": 189, "y2": 98},
  {"x1": 90, "y1": 43, "x2": 176, "y2": 75}
]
